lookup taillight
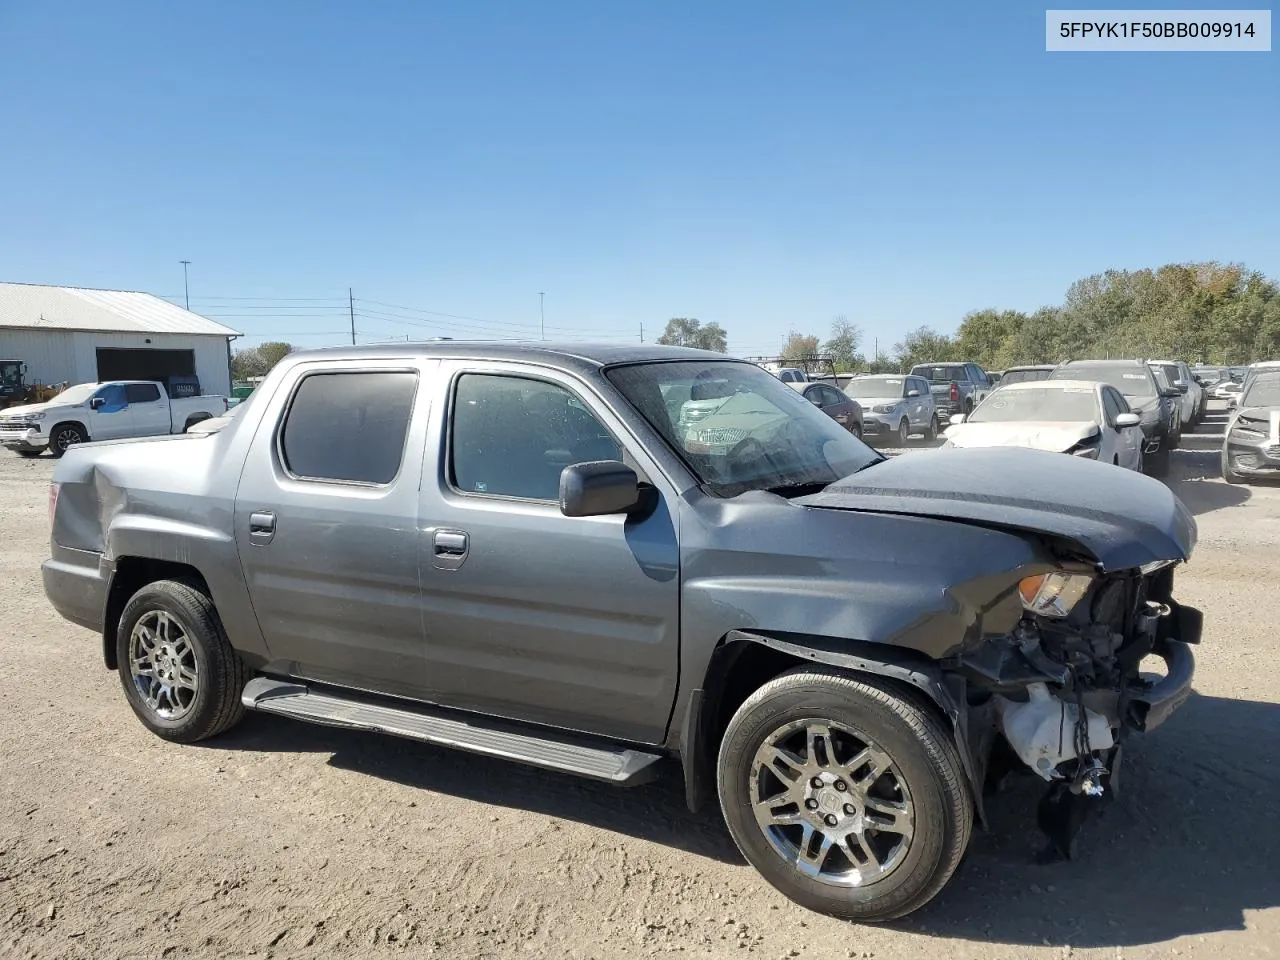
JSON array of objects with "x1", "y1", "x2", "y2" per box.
[
  {"x1": 949, "y1": 381, "x2": 959, "y2": 403},
  {"x1": 49, "y1": 483, "x2": 59, "y2": 526}
]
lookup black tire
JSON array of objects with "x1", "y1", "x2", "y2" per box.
[
  {"x1": 1221, "y1": 448, "x2": 1246, "y2": 485},
  {"x1": 1146, "y1": 445, "x2": 1171, "y2": 478},
  {"x1": 896, "y1": 419, "x2": 910, "y2": 446},
  {"x1": 184, "y1": 415, "x2": 210, "y2": 432},
  {"x1": 115, "y1": 580, "x2": 247, "y2": 743},
  {"x1": 716, "y1": 668, "x2": 972, "y2": 922},
  {"x1": 48, "y1": 423, "x2": 86, "y2": 458},
  {"x1": 15, "y1": 449, "x2": 41, "y2": 458},
  {"x1": 850, "y1": 421, "x2": 863, "y2": 441},
  {"x1": 924, "y1": 415, "x2": 938, "y2": 442}
]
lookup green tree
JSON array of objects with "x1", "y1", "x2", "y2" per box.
[
  {"x1": 231, "y1": 348, "x2": 267, "y2": 381},
  {"x1": 656, "y1": 318, "x2": 727, "y2": 352},
  {"x1": 822, "y1": 315, "x2": 863, "y2": 371},
  {"x1": 780, "y1": 331, "x2": 822, "y2": 369},
  {"x1": 892, "y1": 326, "x2": 956, "y2": 371},
  {"x1": 257, "y1": 341, "x2": 294, "y2": 369}
]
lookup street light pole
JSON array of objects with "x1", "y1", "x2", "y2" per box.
[
  {"x1": 538, "y1": 292, "x2": 545, "y2": 340},
  {"x1": 179, "y1": 261, "x2": 191, "y2": 310}
]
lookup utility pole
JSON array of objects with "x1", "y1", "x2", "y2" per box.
[
  {"x1": 349, "y1": 288, "x2": 356, "y2": 345},
  {"x1": 179, "y1": 261, "x2": 191, "y2": 310},
  {"x1": 640, "y1": 323, "x2": 644, "y2": 343},
  {"x1": 538, "y1": 292, "x2": 545, "y2": 340}
]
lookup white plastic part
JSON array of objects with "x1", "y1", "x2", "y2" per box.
[{"x1": 998, "y1": 682, "x2": 1115, "y2": 781}]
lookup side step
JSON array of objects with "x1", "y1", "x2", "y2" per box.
[{"x1": 241, "y1": 677, "x2": 663, "y2": 785}]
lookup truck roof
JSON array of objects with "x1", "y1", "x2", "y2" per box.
[{"x1": 295, "y1": 341, "x2": 731, "y2": 374}]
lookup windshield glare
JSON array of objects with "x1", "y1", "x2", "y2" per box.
[
  {"x1": 1051, "y1": 365, "x2": 1155, "y2": 397},
  {"x1": 607, "y1": 361, "x2": 879, "y2": 496},
  {"x1": 969, "y1": 387, "x2": 1099, "y2": 423},
  {"x1": 844, "y1": 377, "x2": 906, "y2": 399},
  {"x1": 1242, "y1": 375, "x2": 1280, "y2": 408}
]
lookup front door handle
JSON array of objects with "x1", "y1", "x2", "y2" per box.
[
  {"x1": 432, "y1": 529, "x2": 469, "y2": 570},
  {"x1": 249, "y1": 511, "x2": 276, "y2": 544}
]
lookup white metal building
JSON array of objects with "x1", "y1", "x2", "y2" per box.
[{"x1": 0, "y1": 282, "x2": 240, "y2": 396}]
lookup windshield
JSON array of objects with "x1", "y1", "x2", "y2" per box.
[
  {"x1": 1051, "y1": 364, "x2": 1155, "y2": 397},
  {"x1": 969, "y1": 386, "x2": 1098, "y2": 423},
  {"x1": 1151, "y1": 363, "x2": 1180, "y2": 387},
  {"x1": 999, "y1": 368, "x2": 1052, "y2": 386},
  {"x1": 911, "y1": 364, "x2": 966, "y2": 383},
  {"x1": 0, "y1": 362, "x2": 20, "y2": 383},
  {"x1": 606, "y1": 360, "x2": 880, "y2": 497},
  {"x1": 48, "y1": 383, "x2": 100, "y2": 405},
  {"x1": 843, "y1": 376, "x2": 906, "y2": 399},
  {"x1": 1242, "y1": 375, "x2": 1280, "y2": 408}
]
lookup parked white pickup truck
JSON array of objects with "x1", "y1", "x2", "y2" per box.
[{"x1": 0, "y1": 380, "x2": 227, "y2": 457}]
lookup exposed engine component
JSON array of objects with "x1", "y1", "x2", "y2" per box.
[{"x1": 997, "y1": 682, "x2": 1115, "y2": 781}]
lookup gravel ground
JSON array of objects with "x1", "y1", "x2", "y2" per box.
[{"x1": 1, "y1": 400, "x2": 1277, "y2": 960}]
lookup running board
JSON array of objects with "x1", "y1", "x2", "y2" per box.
[{"x1": 241, "y1": 677, "x2": 662, "y2": 785}]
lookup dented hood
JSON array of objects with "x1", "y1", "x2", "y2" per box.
[
  {"x1": 944, "y1": 420, "x2": 1098, "y2": 453},
  {"x1": 798, "y1": 447, "x2": 1196, "y2": 571}
]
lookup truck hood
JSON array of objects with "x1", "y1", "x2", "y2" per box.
[
  {"x1": 0, "y1": 401, "x2": 55, "y2": 417},
  {"x1": 797, "y1": 446, "x2": 1196, "y2": 571},
  {"x1": 944, "y1": 420, "x2": 1097, "y2": 453}
]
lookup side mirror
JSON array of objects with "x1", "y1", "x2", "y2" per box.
[
  {"x1": 1114, "y1": 412, "x2": 1141, "y2": 429},
  {"x1": 1173, "y1": 379, "x2": 1189, "y2": 394},
  {"x1": 1161, "y1": 388, "x2": 1181, "y2": 399},
  {"x1": 949, "y1": 413, "x2": 966, "y2": 425},
  {"x1": 906, "y1": 389, "x2": 920, "y2": 398},
  {"x1": 90, "y1": 396, "x2": 105, "y2": 409},
  {"x1": 559, "y1": 461, "x2": 640, "y2": 518}
]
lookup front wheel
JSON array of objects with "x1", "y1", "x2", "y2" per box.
[
  {"x1": 896, "y1": 419, "x2": 910, "y2": 446},
  {"x1": 48, "y1": 423, "x2": 86, "y2": 458},
  {"x1": 717, "y1": 668, "x2": 972, "y2": 921},
  {"x1": 850, "y1": 421, "x2": 863, "y2": 441},
  {"x1": 1222, "y1": 448, "x2": 1246, "y2": 485},
  {"x1": 116, "y1": 580, "x2": 248, "y2": 743}
]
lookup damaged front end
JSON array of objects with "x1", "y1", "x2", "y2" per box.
[{"x1": 949, "y1": 560, "x2": 1202, "y2": 860}]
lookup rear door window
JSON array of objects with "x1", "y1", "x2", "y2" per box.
[
  {"x1": 280, "y1": 371, "x2": 418, "y2": 484},
  {"x1": 125, "y1": 383, "x2": 161, "y2": 403}
]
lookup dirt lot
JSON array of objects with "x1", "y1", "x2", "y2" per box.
[{"x1": 2, "y1": 401, "x2": 1278, "y2": 960}]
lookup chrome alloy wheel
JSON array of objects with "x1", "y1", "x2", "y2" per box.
[
  {"x1": 128, "y1": 611, "x2": 199, "y2": 720},
  {"x1": 749, "y1": 719, "x2": 914, "y2": 887}
]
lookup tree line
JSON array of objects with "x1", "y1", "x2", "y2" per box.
[{"x1": 780, "y1": 262, "x2": 1280, "y2": 374}]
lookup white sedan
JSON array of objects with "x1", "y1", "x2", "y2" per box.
[{"x1": 942, "y1": 379, "x2": 1144, "y2": 470}]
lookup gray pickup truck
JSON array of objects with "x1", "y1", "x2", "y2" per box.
[
  {"x1": 909, "y1": 361, "x2": 993, "y2": 419},
  {"x1": 43, "y1": 343, "x2": 1201, "y2": 921}
]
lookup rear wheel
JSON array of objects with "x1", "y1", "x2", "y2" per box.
[
  {"x1": 850, "y1": 421, "x2": 863, "y2": 440},
  {"x1": 116, "y1": 580, "x2": 247, "y2": 743},
  {"x1": 924, "y1": 415, "x2": 938, "y2": 442},
  {"x1": 717, "y1": 668, "x2": 972, "y2": 921}
]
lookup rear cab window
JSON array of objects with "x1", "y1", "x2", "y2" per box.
[
  {"x1": 279, "y1": 371, "x2": 419, "y2": 484},
  {"x1": 124, "y1": 383, "x2": 161, "y2": 403}
]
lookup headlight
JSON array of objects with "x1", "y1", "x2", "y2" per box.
[
  {"x1": 1231, "y1": 426, "x2": 1266, "y2": 441},
  {"x1": 1018, "y1": 573, "x2": 1093, "y2": 618},
  {"x1": 871, "y1": 404, "x2": 898, "y2": 414},
  {"x1": 1070, "y1": 446, "x2": 1100, "y2": 458},
  {"x1": 1139, "y1": 558, "x2": 1177, "y2": 575}
]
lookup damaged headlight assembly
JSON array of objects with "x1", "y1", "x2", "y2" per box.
[{"x1": 1017, "y1": 572, "x2": 1093, "y2": 617}]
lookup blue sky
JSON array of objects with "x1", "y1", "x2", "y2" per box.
[{"x1": 0, "y1": 2, "x2": 1275, "y2": 354}]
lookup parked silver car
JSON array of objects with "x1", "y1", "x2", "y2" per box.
[{"x1": 842, "y1": 374, "x2": 939, "y2": 445}]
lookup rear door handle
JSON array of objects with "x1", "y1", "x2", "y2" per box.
[
  {"x1": 249, "y1": 511, "x2": 276, "y2": 543},
  {"x1": 432, "y1": 529, "x2": 469, "y2": 570}
]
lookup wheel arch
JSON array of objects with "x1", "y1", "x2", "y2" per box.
[
  {"x1": 184, "y1": 413, "x2": 212, "y2": 431},
  {"x1": 680, "y1": 629, "x2": 986, "y2": 825},
  {"x1": 48, "y1": 419, "x2": 90, "y2": 443},
  {"x1": 102, "y1": 558, "x2": 210, "y2": 669}
]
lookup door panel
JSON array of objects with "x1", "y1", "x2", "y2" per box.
[
  {"x1": 233, "y1": 360, "x2": 437, "y2": 699},
  {"x1": 417, "y1": 363, "x2": 681, "y2": 744},
  {"x1": 87, "y1": 385, "x2": 133, "y2": 439},
  {"x1": 124, "y1": 383, "x2": 169, "y2": 435}
]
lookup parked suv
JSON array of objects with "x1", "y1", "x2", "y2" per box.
[
  {"x1": 44, "y1": 344, "x2": 1200, "y2": 922},
  {"x1": 843, "y1": 373, "x2": 939, "y2": 444},
  {"x1": 1049, "y1": 360, "x2": 1179, "y2": 476},
  {"x1": 908, "y1": 362, "x2": 992, "y2": 419}
]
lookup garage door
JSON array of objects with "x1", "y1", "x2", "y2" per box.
[{"x1": 96, "y1": 348, "x2": 195, "y2": 385}]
